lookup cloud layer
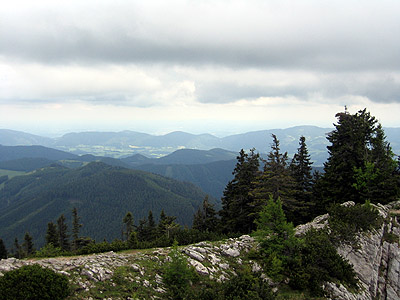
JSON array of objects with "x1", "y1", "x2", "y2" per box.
[{"x1": 0, "y1": 0, "x2": 399, "y2": 134}]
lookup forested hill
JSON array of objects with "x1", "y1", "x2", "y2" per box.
[{"x1": 0, "y1": 162, "x2": 207, "y2": 247}]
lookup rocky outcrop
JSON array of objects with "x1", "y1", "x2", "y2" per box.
[{"x1": 303, "y1": 201, "x2": 400, "y2": 300}]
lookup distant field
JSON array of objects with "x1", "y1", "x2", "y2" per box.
[{"x1": 0, "y1": 169, "x2": 26, "y2": 178}]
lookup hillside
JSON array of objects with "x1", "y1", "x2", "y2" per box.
[
  {"x1": 0, "y1": 145, "x2": 78, "y2": 162},
  {"x1": 0, "y1": 162, "x2": 208, "y2": 247},
  {"x1": 133, "y1": 159, "x2": 236, "y2": 200}
]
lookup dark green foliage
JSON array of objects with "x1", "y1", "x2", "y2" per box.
[
  {"x1": 252, "y1": 135, "x2": 298, "y2": 224},
  {"x1": 34, "y1": 243, "x2": 66, "y2": 258},
  {"x1": 289, "y1": 136, "x2": 315, "y2": 224},
  {"x1": 162, "y1": 241, "x2": 199, "y2": 300},
  {"x1": 255, "y1": 196, "x2": 299, "y2": 281},
  {"x1": 158, "y1": 209, "x2": 180, "y2": 239},
  {"x1": 220, "y1": 149, "x2": 260, "y2": 234},
  {"x1": 57, "y1": 214, "x2": 70, "y2": 251},
  {"x1": 192, "y1": 195, "x2": 219, "y2": 232},
  {"x1": 46, "y1": 222, "x2": 59, "y2": 247},
  {"x1": 22, "y1": 232, "x2": 35, "y2": 256},
  {"x1": 0, "y1": 238, "x2": 7, "y2": 259},
  {"x1": 328, "y1": 201, "x2": 382, "y2": 247},
  {"x1": 255, "y1": 197, "x2": 359, "y2": 296},
  {"x1": 0, "y1": 162, "x2": 207, "y2": 246},
  {"x1": 123, "y1": 211, "x2": 134, "y2": 240},
  {"x1": 127, "y1": 231, "x2": 139, "y2": 249},
  {"x1": 13, "y1": 238, "x2": 22, "y2": 259},
  {"x1": 292, "y1": 229, "x2": 358, "y2": 296},
  {"x1": 71, "y1": 207, "x2": 82, "y2": 251},
  {"x1": 0, "y1": 264, "x2": 70, "y2": 300},
  {"x1": 321, "y1": 109, "x2": 399, "y2": 207},
  {"x1": 216, "y1": 267, "x2": 276, "y2": 300}
]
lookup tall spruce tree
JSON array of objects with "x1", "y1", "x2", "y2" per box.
[
  {"x1": 22, "y1": 232, "x2": 34, "y2": 256},
  {"x1": 0, "y1": 238, "x2": 7, "y2": 259},
  {"x1": 158, "y1": 209, "x2": 179, "y2": 238},
  {"x1": 46, "y1": 222, "x2": 59, "y2": 247},
  {"x1": 251, "y1": 135, "x2": 298, "y2": 223},
  {"x1": 72, "y1": 207, "x2": 82, "y2": 251},
  {"x1": 220, "y1": 148, "x2": 260, "y2": 233},
  {"x1": 192, "y1": 195, "x2": 219, "y2": 232},
  {"x1": 57, "y1": 214, "x2": 70, "y2": 251},
  {"x1": 13, "y1": 238, "x2": 22, "y2": 259},
  {"x1": 322, "y1": 109, "x2": 398, "y2": 206},
  {"x1": 289, "y1": 136, "x2": 315, "y2": 223},
  {"x1": 123, "y1": 212, "x2": 134, "y2": 241}
]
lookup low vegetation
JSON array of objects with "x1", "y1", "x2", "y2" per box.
[{"x1": 0, "y1": 264, "x2": 70, "y2": 300}]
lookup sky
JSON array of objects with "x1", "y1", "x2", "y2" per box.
[{"x1": 0, "y1": 0, "x2": 400, "y2": 137}]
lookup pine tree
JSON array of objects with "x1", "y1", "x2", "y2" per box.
[
  {"x1": 322, "y1": 109, "x2": 398, "y2": 206},
  {"x1": 0, "y1": 238, "x2": 7, "y2": 259},
  {"x1": 57, "y1": 214, "x2": 70, "y2": 251},
  {"x1": 72, "y1": 207, "x2": 82, "y2": 251},
  {"x1": 192, "y1": 195, "x2": 219, "y2": 232},
  {"x1": 22, "y1": 232, "x2": 35, "y2": 256},
  {"x1": 158, "y1": 209, "x2": 179, "y2": 238},
  {"x1": 123, "y1": 212, "x2": 134, "y2": 241},
  {"x1": 46, "y1": 222, "x2": 59, "y2": 247},
  {"x1": 252, "y1": 135, "x2": 298, "y2": 223},
  {"x1": 289, "y1": 136, "x2": 314, "y2": 223},
  {"x1": 220, "y1": 148, "x2": 260, "y2": 233},
  {"x1": 13, "y1": 238, "x2": 22, "y2": 259},
  {"x1": 254, "y1": 196, "x2": 298, "y2": 281}
]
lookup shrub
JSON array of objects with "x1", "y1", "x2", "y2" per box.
[
  {"x1": 162, "y1": 241, "x2": 199, "y2": 300},
  {"x1": 289, "y1": 229, "x2": 358, "y2": 296},
  {"x1": 218, "y1": 267, "x2": 276, "y2": 300},
  {"x1": 34, "y1": 243, "x2": 66, "y2": 258},
  {"x1": 328, "y1": 201, "x2": 382, "y2": 246},
  {"x1": 0, "y1": 264, "x2": 70, "y2": 300}
]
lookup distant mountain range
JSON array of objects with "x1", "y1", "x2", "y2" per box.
[
  {"x1": 1, "y1": 126, "x2": 399, "y2": 166},
  {"x1": 0, "y1": 162, "x2": 208, "y2": 247}
]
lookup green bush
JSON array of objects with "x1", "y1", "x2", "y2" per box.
[
  {"x1": 328, "y1": 201, "x2": 382, "y2": 246},
  {"x1": 218, "y1": 267, "x2": 276, "y2": 300},
  {"x1": 289, "y1": 229, "x2": 358, "y2": 296},
  {"x1": 34, "y1": 243, "x2": 67, "y2": 258},
  {"x1": 162, "y1": 241, "x2": 199, "y2": 300},
  {"x1": 0, "y1": 264, "x2": 70, "y2": 300}
]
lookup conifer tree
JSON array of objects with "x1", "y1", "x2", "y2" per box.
[
  {"x1": 13, "y1": 238, "x2": 22, "y2": 259},
  {"x1": 22, "y1": 232, "x2": 35, "y2": 256},
  {"x1": 123, "y1": 212, "x2": 134, "y2": 241},
  {"x1": 220, "y1": 148, "x2": 260, "y2": 233},
  {"x1": 158, "y1": 209, "x2": 179, "y2": 238},
  {"x1": 289, "y1": 136, "x2": 314, "y2": 223},
  {"x1": 145, "y1": 210, "x2": 157, "y2": 241},
  {"x1": 252, "y1": 135, "x2": 298, "y2": 223},
  {"x1": 192, "y1": 195, "x2": 219, "y2": 232},
  {"x1": 72, "y1": 207, "x2": 82, "y2": 251},
  {"x1": 57, "y1": 214, "x2": 70, "y2": 251},
  {"x1": 0, "y1": 238, "x2": 7, "y2": 259},
  {"x1": 46, "y1": 222, "x2": 59, "y2": 247},
  {"x1": 322, "y1": 109, "x2": 398, "y2": 206}
]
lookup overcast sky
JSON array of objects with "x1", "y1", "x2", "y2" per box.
[{"x1": 1, "y1": 0, "x2": 399, "y2": 136}]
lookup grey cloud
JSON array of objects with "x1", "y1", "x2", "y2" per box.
[
  {"x1": 1, "y1": 1, "x2": 400, "y2": 72},
  {"x1": 194, "y1": 72, "x2": 400, "y2": 104}
]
